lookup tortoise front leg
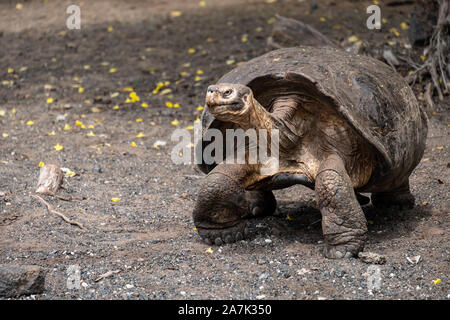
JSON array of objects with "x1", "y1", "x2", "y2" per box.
[
  {"x1": 315, "y1": 154, "x2": 368, "y2": 259},
  {"x1": 193, "y1": 163, "x2": 277, "y2": 245}
]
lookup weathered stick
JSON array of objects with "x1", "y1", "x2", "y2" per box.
[
  {"x1": 94, "y1": 270, "x2": 121, "y2": 282},
  {"x1": 32, "y1": 194, "x2": 85, "y2": 230},
  {"x1": 36, "y1": 164, "x2": 63, "y2": 195}
]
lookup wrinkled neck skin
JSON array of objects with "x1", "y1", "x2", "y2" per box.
[
  {"x1": 213, "y1": 93, "x2": 303, "y2": 153},
  {"x1": 222, "y1": 93, "x2": 300, "y2": 131}
]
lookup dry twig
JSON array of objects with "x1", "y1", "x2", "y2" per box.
[
  {"x1": 407, "y1": 0, "x2": 449, "y2": 101},
  {"x1": 32, "y1": 194, "x2": 86, "y2": 230},
  {"x1": 94, "y1": 270, "x2": 121, "y2": 282}
]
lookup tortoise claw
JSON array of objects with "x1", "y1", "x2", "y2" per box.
[
  {"x1": 197, "y1": 221, "x2": 247, "y2": 245},
  {"x1": 323, "y1": 243, "x2": 361, "y2": 259}
]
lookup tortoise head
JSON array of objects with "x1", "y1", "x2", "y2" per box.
[{"x1": 205, "y1": 83, "x2": 254, "y2": 122}]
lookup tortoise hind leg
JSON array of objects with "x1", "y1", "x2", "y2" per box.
[
  {"x1": 245, "y1": 190, "x2": 277, "y2": 218},
  {"x1": 316, "y1": 154, "x2": 368, "y2": 259},
  {"x1": 371, "y1": 180, "x2": 415, "y2": 210}
]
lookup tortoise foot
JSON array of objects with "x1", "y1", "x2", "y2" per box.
[
  {"x1": 193, "y1": 165, "x2": 252, "y2": 244},
  {"x1": 197, "y1": 221, "x2": 249, "y2": 245},
  {"x1": 316, "y1": 155, "x2": 368, "y2": 259},
  {"x1": 323, "y1": 243, "x2": 363, "y2": 259}
]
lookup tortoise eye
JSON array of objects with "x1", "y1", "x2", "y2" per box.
[{"x1": 223, "y1": 89, "x2": 233, "y2": 97}]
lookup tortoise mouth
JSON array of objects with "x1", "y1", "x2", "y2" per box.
[{"x1": 207, "y1": 101, "x2": 244, "y2": 111}]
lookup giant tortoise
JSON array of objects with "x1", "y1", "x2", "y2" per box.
[{"x1": 192, "y1": 46, "x2": 428, "y2": 259}]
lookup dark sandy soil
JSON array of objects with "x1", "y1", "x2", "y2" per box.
[{"x1": 0, "y1": 0, "x2": 448, "y2": 300}]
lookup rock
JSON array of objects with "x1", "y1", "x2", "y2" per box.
[
  {"x1": 358, "y1": 252, "x2": 387, "y2": 265},
  {"x1": 297, "y1": 268, "x2": 310, "y2": 276},
  {"x1": 406, "y1": 255, "x2": 421, "y2": 264},
  {"x1": 92, "y1": 165, "x2": 102, "y2": 173},
  {"x1": 382, "y1": 49, "x2": 400, "y2": 67},
  {"x1": 259, "y1": 272, "x2": 270, "y2": 280},
  {"x1": 0, "y1": 265, "x2": 46, "y2": 298}
]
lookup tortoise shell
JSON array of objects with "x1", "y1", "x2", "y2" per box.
[{"x1": 198, "y1": 47, "x2": 428, "y2": 188}]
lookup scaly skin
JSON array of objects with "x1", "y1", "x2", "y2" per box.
[
  {"x1": 316, "y1": 154, "x2": 368, "y2": 258},
  {"x1": 193, "y1": 163, "x2": 277, "y2": 245}
]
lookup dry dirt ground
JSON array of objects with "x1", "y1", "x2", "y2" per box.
[{"x1": 0, "y1": 0, "x2": 448, "y2": 300}]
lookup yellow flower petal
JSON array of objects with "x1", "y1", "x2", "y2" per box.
[
  {"x1": 109, "y1": 68, "x2": 117, "y2": 73},
  {"x1": 46, "y1": 97, "x2": 54, "y2": 104},
  {"x1": 131, "y1": 141, "x2": 137, "y2": 147},
  {"x1": 348, "y1": 35, "x2": 360, "y2": 43},
  {"x1": 205, "y1": 247, "x2": 214, "y2": 254},
  {"x1": 136, "y1": 132, "x2": 145, "y2": 138},
  {"x1": 111, "y1": 198, "x2": 121, "y2": 202},
  {"x1": 38, "y1": 161, "x2": 45, "y2": 167},
  {"x1": 171, "y1": 119, "x2": 179, "y2": 126},
  {"x1": 54, "y1": 143, "x2": 63, "y2": 151},
  {"x1": 26, "y1": 120, "x2": 34, "y2": 126},
  {"x1": 170, "y1": 11, "x2": 182, "y2": 18}
]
